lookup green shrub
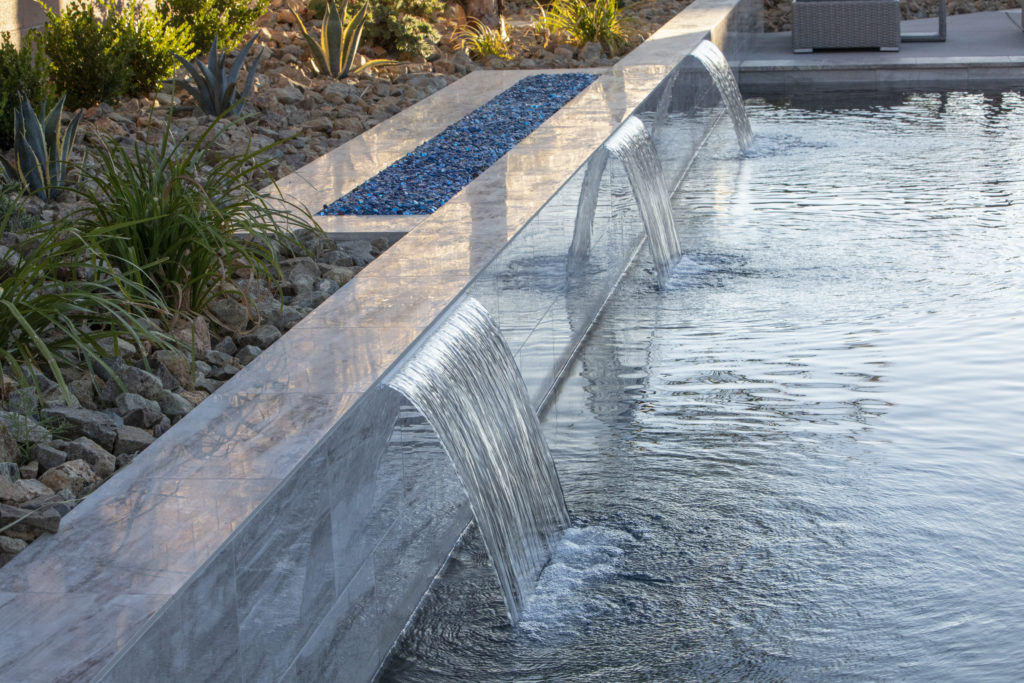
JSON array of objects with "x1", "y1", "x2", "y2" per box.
[
  {"x1": 109, "y1": 2, "x2": 196, "y2": 95},
  {"x1": 39, "y1": 0, "x2": 130, "y2": 109},
  {"x1": 0, "y1": 32, "x2": 54, "y2": 150},
  {"x1": 156, "y1": 0, "x2": 267, "y2": 53},
  {"x1": 0, "y1": 189, "x2": 169, "y2": 404},
  {"x1": 40, "y1": 0, "x2": 194, "y2": 109},
  {"x1": 69, "y1": 117, "x2": 318, "y2": 317},
  {"x1": 543, "y1": 0, "x2": 625, "y2": 55},
  {"x1": 363, "y1": 0, "x2": 443, "y2": 58}
]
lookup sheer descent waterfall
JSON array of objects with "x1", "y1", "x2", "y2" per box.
[
  {"x1": 386, "y1": 298, "x2": 570, "y2": 624},
  {"x1": 603, "y1": 116, "x2": 681, "y2": 286},
  {"x1": 690, "y1": 41, "x2": 754, "y2": 152}
]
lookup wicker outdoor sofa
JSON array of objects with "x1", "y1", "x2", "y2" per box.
[{"x1": 792, "y1": 0, "x2": 901, "y2": 52}]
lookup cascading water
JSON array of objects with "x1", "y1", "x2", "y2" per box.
[
  {"x1": 568, "y1": 146, "x2": 610, "y2": 267},
  {"x1": 690, "y1": 40, "x2": 754, "y2": 152},
  {"x1": 603, "y1": 116, "x2": 681, "y2": 286},
  {"x1": 385, "y1": 297, "x2": 571, "y2": 625}
]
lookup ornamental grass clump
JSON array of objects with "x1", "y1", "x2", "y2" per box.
[
  {"x1": 543, "y1": 0, "x2": 626, "y2": 55},
  {"x1": 456, "y1": 17, "x2": 512, "y2": 61},
  {"x1": 69, "y1": 117, "x2": 319, "y2": 319},
  {"x1": 0, "y1": 189, "x2": 169, "y2": 404}
]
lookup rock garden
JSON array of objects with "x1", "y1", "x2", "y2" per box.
[{"x1": 0, "y1": 0, "x2": 701, "y2": 566}]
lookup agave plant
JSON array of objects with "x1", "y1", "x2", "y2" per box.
[
  {"x1": 172, "y1": 33, "x2": 261, "y2": 116},
  {"x1": 291, "y1": 0, "x2": 397, "y2": 78},
  {"x1": 0, "y1": 94, "x2": 82, "y2": 201}
]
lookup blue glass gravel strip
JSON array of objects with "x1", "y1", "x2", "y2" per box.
[{"x1": 318, "y1": 73, "x2": 599, "y2": 216}]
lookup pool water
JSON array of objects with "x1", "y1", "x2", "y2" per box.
[{"x1": 379, "y1": 91, "x2": 1024, "y2": 681}]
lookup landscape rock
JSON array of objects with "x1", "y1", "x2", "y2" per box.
[
  {"x1": 66, "y1": 437, "x2": 114, "y2": 468},
  {"x1": 14, "y1": 479, "x2": 53, "y2": 499},
  {"x1": 214, "y1": 336, "x2": 238, "y2": 355},
  {"x1": 41, "y1": 407, "x2": 122, "y2": 452},
  {"x1": 19, "y1": 461, "x2": 37, "y2": 479},
  {"x1": 38, "y1": 459, "x2": 100, "y2": 496},
  {"x1": 235, "y1": 345, "x2": 263, "y2": 365},
  {"x1": 116, "y1": 365, "x2": 166, "y2": 401},
  {"x1": 150, "y1": 350, "x2": 191, "y2": 391},
  {"x1": 0, "y1": 502, "x2": 61, "y2": 534},
  {"x1": 155, "y1": 390, "x2": 193, "y2": 418},
  {"x1": 0, "y1": 412, "x2": 51, "y2": 444},
  {"x1": 29, "y1": 443, "x2": 67, "y2": 471},
  {"x1": 0, "y1": 477, "x2": 30, "y2": 505},
  {"x1": 171, "y1": 316, "x2": 212, "y2": 354},
  {"x1": 208, "y1": 295, "x2": 251, "y2": 330},
  {"x1": 92, "y1": 451, "x2": 116, "y2": 479},
  {"x1": 0, "y1": 534, "x2": 27, "y2": 565},
  {"x1": 0, "y1": 462, "x2": 18, "y2": 481},
  {"x1": 0, "y1": 424, "x2": 19, "y2": 463},
  {"x1": 274, "y1": 85, "x2": 305, "y2": 105},
  {"x1": 238, "y1": 324, "x2": 282, "y2": 349},
  {"x1": 114, "y1": 425, "x2": 156, "y2": 456}
]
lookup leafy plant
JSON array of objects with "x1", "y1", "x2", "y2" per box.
[
  {"x1": 38, "y1": 0, "x2": 194, "y2": 108},
  {"x1": 172, "y1": 35, "x2": 261, "y2": 116},
  {"x1": 543, "y1": 0, "x2": 626, "y2": 54},
  {"x1": 0, "y1": 94, "x2": 82, "y2": 201},
  {"x1": 38, "y1": 0, "x2": 131, "y2": 109},
  {"x1": 456, "y1": 17, "x2": 511, "y2": 60},
  {"x1": 156, "y1": 0, "x2": 267, "y2": 54},
  {"x1": 0, "y1": 190, "x2": 169, "y2": 404},
  {"x1": 69, "y1": 117, "x2": 318, "y2": 317},
  {"x1": 291, "y1": 0, "x2": 397, "y2": 78},
  {"x1": 0, "y1": 32, "x2": 54, "y2": 150},
  {"x1": 108, "y1": 1, "x2": 196, "y2": 95},
  {"x1": 363, "y1": 0, "x2": 442, "y2": 58},
  {"x1": 307, "y1": 0, "x2": 441, "y2": 58}
]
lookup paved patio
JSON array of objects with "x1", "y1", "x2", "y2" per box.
[{"x1": 738, "y1": 9, "x2": 1024, "y2": 92}]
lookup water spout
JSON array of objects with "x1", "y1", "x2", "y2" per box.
[
  {"x1": 690, "y1": 41, "x2": 754, "y2": 153},
  {"x1": 386, "y1": 298, "x2": 570, "y2": 624}
]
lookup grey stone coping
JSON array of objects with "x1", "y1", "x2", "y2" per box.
[{"x1": 0, "y1": 0, "x2": 761, "y2": 679}]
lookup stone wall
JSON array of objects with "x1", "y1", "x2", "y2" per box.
[{"x1": 1, "y1": 0, "x2": 62, "y2": 45}]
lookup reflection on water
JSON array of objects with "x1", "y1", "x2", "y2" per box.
[{"x1": 379, "y1": 91, "x2": 1024, "y2": 681}]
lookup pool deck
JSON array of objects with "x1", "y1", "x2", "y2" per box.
[{"x1": 739, "y1": 9, "x2": 1024, "y2": 92}]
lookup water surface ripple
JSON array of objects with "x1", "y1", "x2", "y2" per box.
[{"x1": 379, "y1": 91, "x2": 1024, "y2": 682}]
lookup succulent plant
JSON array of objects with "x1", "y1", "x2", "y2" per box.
[
  {"x1": 172, "y1": 33, "x2": 261, "y2": 116},
  {"x1": 0, "y1": 94, "x2": 82, "y2": 201},
  {"x1": 291, "y1": 0, "x2": 397, "y2": 78}
]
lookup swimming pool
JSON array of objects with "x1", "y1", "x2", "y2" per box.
[{"x1": 379, "y1": 90, "x2": 1024, "y2": 681}]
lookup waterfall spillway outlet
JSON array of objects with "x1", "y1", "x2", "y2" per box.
[
  {"x1": 602, "y1": 116, "x2": 682, "y2": 287},
  {"x1": 385, "y1": 297, "x2": 571, "y2": 625},
  {"x1": 690, "y1": 40, "x2": 754, "y2": 153}
]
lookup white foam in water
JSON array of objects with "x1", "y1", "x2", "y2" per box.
[{"x1": 518, "y1": 526, "x2": 634, "y2": 635}]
